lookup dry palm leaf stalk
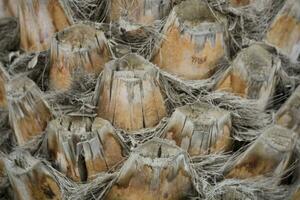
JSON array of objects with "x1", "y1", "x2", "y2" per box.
[
  {"x1": 49, "y1": 23, "x2": 111, "y2": 92},
  {"x1": 216, "y1": 44, "x2": 281, "y2": 110},
  {"x1": 0, "y1": 63, "x2": 9, "y2": 109},
  {"x1": 224, "y1": 125, "x2": 296, "y2": 180},
  {"x1": 18, "y1": 0, "x2": 73, "y2": 52},
  {"x1": 152, "y1": 0, "x2": 229, "y2": 80},
  {"x1": 47, "y1": 116, "x2": 127, "y2": 182},
  {"x1": 7, "y1": 76, "x2": 52, "y2": 145},
  {"x1": 276, "y1": 85, "x2": 300, "y2": 134},
  {"x1": 265, "y1": 0, "x2": 300, "y2": 63},
  {"x1": 105, "y1": 138, "x2": 196, "y2": 200},
  {"x1": 0, "y1": 0, "x2": 18, "y2": 18},
  {"x1": 95, "y1": 53, "x2": 167, "y2": 131},
  {"x1": 163, "y1": 102, "x2": 232, "y2": 156},
  {"x1": 108, "y1": 0, "x2": 174, "y2": 25},
  {"x1": 3, "y1": 151, "x2": 62, "y2": 200}
]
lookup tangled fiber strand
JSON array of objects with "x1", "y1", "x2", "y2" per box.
[{"x1": 66, "y1": 0, "x2": 110, "y2": 22}]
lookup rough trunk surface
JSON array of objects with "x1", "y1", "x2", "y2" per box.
[
  {"x1": 216, "y1": 44, "x2": 279, "y2": 110},
  {"x1": 96, "y1": 53, "x2": 167, "y2": 131},
  {"x1": 0, "y1": 64, "x2": 9, "y2": 109},
  {"x1": 47, "y1": 116, "x2": 125, "y2": 181},
  {"x1": 7, "y1": 76, "x2": 51, "y2": 145},
  {"x1": 49, "y1": 23, "x2": 111, "y2": 91},
  {"x1": 152, "y1": 0, "x2": 229, "y2": 80},
  {"x1": 4, "y1": 151, "x2": 61, "y2": 200},
  {"x1": 0, "y1": 0, "x2": 18, "y2": 18},
  {"x1": 19, "y1": 0, "x2": 72, "y2": 52},
  {"x1": 265, "y1": 0, "x2": 300, "y2": 63},
  {"x1": 106, "y1": 138, "x2": 194, "y2": 200},
  {"x1": 276, "y1": 86, "x2": 300, "y2": 134},
  {"x1": 108, "y1": 0, "x2": 173, "y2": 25},
  {"x1": 226, "y1": 125, "x2": 296, "y2": 180},
  {"x1": 164, "y1": 102, "x2": 232, "y2": 156}
]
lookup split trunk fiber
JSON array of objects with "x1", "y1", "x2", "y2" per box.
[
  {"x1": 265, "y1": 0, "x2": 300, "y2": 63},
  {"x1": 229, "y1": 0, "x2": 273, "y2": 12},
  {"x1": 47, "y1": 116, "x2": 125, "y2": 181},
  {"x1": 106, "y1": 138, "x2": 195, "y2": 200},
  {"x1": 216, "y1": 44, "x2": 279, "y2": 110},
  {"x1": 108, "y1": 0, "x2": 173, "y2": 25},
  {"x1": 0, "y1": 0, "x2": 18, "y2": 18},
  {"x1": 152, "y1": 0, "x2": 229, "y2": 80},
  {"x1": 225, "y1": 125, "x2": 296, "y2": 180},
  {"x1": 163, "y1": 102, "x2": 232, "y2": 156},
  {"x1": 4, "y1": 151, "x2": 61, "y2": 200},
  {"x1": 18, "y1": 0, "x2": 72, "y2": 52},
  {"x1": 0, "y1": 64, "x2": 9, "y2": 109},
  {"x1": 7, "y1": 76, "x2": 51, "y2": 145},
  {"x1": 95, "y1": 53, "x2": 167, "y2": 131},
  {"x1": 49, "y1": 23, "x2": 111, "y2": 92},
  {"x1": 276, "y1": 85, "x2": 300, "y2": 134}
]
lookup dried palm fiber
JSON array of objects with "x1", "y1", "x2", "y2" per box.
[
  {"x1": 95, "y1": 53, "x2": 167, "y2": 131},
  {"x1": 108, "y1": 0, "x2": 174, "y2": 25},
  {"x1": 7, "y1": 76, "x2": 52, "y2": 145},
  {"x1": 224, "y1": 125, "x2": 296, "y2": 180},
  {"x1": 216, "y1": 44, "x2": 281, "y2": 110},
  {"x1": 0, "y1": 63, "x2": 9, "y2": 109},
  {"x1": 18, "y1": 0, "x2": 73, "y2": 52},
  {"x1": 47, "y1": 116, "x2": 127, "y2": 182},
  {"x1": 0, "y1": 152, "x2": 12, "y2": 200},
  {"x1": 206, "y1": 176, "x2": 291, "y2": 200},
  {"x1": 228, "y1": 0, "x2": 274, "y2": 13},
  {"x1": 276, "y1": 86, "x2": 300, "y2": 134},
  {"x1": 151, "y1": 0, "x2": 229, "y2": 80},
  {"x1": 105, "y1": 138, "x2": 196, "y2": 200},
  {"x1": 265, "y1": 0, "x2": 300, "y2": 63},
  {"x1": 49, "y1": 23, "x2": 111, "y2": 92},
  {"x1": 64, "y1": 0, "x2": 109, "y2": 22},
  {"x1": 0, "y1": 17, "x2": 19, "y2": 52},
  {"x1": 0, "y1": 0, "x2": 18, "y2": 17},
  {"x1": 3, "y1": 150, "x2": 62, "y2": 200},
  {"x1": 163, "y1": 102, "x2": 232, "y2": 156}
]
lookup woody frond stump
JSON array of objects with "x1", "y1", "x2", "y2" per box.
[
  {"x1": 164, "y1": 102, "x2": 232, "y2": 156},
  {"x1": 18, "y1": 0, "x2": 72, "y2": 52},
  {"x1": 226, "y1": 125, "x2": 296, "y2": 179},
  {"x1": 216, "y1": 44, "x2": 279, "y2": 110},
  {"x1": 0, "y1": 0, "x2": 18, "y2": 18},
  {"x1": 276, "y1": 86, "x2": 300, "y2": 134},
  {"x1": 96, "y1": 53, "x2": 167, "y2": 131},
  {"x1": 108, "y1": 0, "x2": 173, "y2": 25},
  {"x1": 4, "y1": 151, "x2": 61, "y2": 200},
  {"x1": 106, "y1": 138, "x2": 194, "y2": 200},
  {"x1": 265, "y1": 0, "x2": 300, "y2": 63},
  {"x1": 49, "y1": 23, "x2": 111, "y2": 92},
  {"x1": 0, "y1": 64, "x2": 9, "y2": 109},
  {"x1": 47, "y1": 116, "x2": 125, "y2": 181},
  {"x1": 152, "y1": 0, "x2": 229, "y2": 80},
  {"x1": 7, "y1": 76, "x2": 51, "y2": 145}
]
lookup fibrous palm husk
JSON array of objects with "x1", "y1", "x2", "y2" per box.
[
  {"x1": 105, "y1": 138, "x2": 196, "y2": 200},
  {"x1": 276, "y1": 85, "x2": 300, "y2": 134},
  {"x1": 47, "y1": 116, "x2": 127, "y2": 182},
  {"x1": 216, "y1": 44, "x2": 281, "y2": 110},
  {"x1": 265, "y1": 0, "x2": 300, "y2": 63},
  {"x1": 49, "y1": 23, "x2": 111, "y2": 92},
  {"x1": 108, "y1": 0, "x2": 174, "y2": 25},
  {"x1": 0, "y1": 0, "x2": 18, "y2": 18},
  {"x1": 224, "y1": 125, "x2": 296, "y2": 180},
  {"x1": 7, "y1": 76, "x2": 52, "y2": 145},
  {"x1": 163, "y1": 102, "x2": 233, "y2": 156},
  {"x1": 95, "y1": 53, "x2": 167, "y2": 131},
  {"x1": 18, "y1": 0, "x2": 73, "y2": 52},
  {"x1": 152, "y1": 0, "x2": 229, "y2": 80},
  {"x1": 4, "y1": 150, "x2": 62, "y2": 200}
]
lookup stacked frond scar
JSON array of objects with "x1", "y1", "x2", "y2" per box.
[
  {"x1": 152, "y1": 0, "x2": 229, "y2": 80},
  {"x1": 96, "y1": 53, "x2": 167, "y2": 131},
  {"x1": 47, "y1": 116, "x2": 125, "y2": 182}
]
